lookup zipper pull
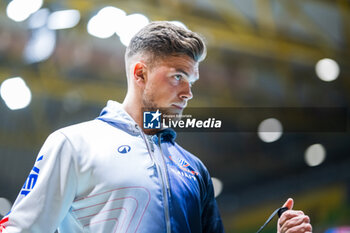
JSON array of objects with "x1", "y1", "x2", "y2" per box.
[{"x1": 147, "y1": 136, "x2": 155, "y2": 152}]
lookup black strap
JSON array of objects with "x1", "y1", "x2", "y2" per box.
[{"x1": 256, "y1": 207, "x2": 288, "y2": 233}]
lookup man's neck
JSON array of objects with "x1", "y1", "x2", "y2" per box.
[{"x1": 122, "y1": 98, "x2": 142, "y2": 128}]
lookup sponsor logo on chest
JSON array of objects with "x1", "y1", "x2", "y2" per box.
[
  {"x1": 117, "y1": 145, "x2": 131, "y2": 154},
  {"x1": 168, "y1": 156, "x2": 199, "y2": 181}
]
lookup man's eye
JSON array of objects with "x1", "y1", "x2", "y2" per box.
[{"x1": 174, "y1": 75, "x2": 182, "y2": 81}]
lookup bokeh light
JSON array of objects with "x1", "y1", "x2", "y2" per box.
[
  {"x1": 304, "y1": 143, "x2": 326, "y2": 167},
  {"x1": 0, "y1": 198, "x2": 11, "y2": 216},
  {"x1": 257, "y1": 118, "x2": 283, "y2": 143},
  {"x1": 6, "y1": 0, "x2": 43, "y2": 22},
  {"x1": 212, "y1": 177, "x2": 223, "y2": 198},
  {"x1": 315, "y1": 58, "x2": 340, "y2": 82},
  {"x1": 28, "y1": 8, "x2": 49, "y2": 29},
  {"x1": 47, "y1": 9, "x2": 80, "y2": 30},
  {"x1": 0, "y1": 77, "x2": 32, "y2": 110},
  {"x1": 87, "y1": 6, "x2": 126, "y2": 39},
  {"x1": 116, "y1": 13, "x2": 149, "y2": 46},
  {"x1": 23, "y1": 27, "x2": 56, "y2": 63}
]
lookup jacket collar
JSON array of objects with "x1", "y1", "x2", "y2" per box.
[{"x1": 97, "y1": 100, "x2": 176, "y2": 143}]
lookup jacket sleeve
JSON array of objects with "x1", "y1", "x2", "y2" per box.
[
  {"x1": 0, "y1": 131, "x2": 78, "y2": 233},
  {"x1": 201, "y1": 171, "x2": 225, "y2": 233}
]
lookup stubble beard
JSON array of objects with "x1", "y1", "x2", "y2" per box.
[{"x1": 142, "y1": 91, "x2": 183, "y2": 123}]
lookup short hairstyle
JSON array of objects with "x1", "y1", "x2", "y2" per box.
[{"x1": 125, "y1": 21, "x2": 207, "y2": 66}]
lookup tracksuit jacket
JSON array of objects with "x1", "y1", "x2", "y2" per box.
[{"x1": 0, "y1": 100, "x2": 224, "y2": 233}]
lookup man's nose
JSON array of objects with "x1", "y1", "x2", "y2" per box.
[{"x1": 179, "y1": 81, "x2": 193, "y2": 100}]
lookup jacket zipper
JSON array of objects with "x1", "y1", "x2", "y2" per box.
[
  {"x1": 136, "y1": 125, "x2": 155, "y2": 165},
  {"x1": 157, "y1": 135, "x2": 172, "y2": 233},
  {"x1": 137, "y1": 126, "x2": 171, "y2": 233},
  {"x1": 158, "y1": 136, "x2": 172, "y2": 199}
]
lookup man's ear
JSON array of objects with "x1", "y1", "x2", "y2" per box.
[{"x1": 133, "y1": 62, "x2": 147, "y2": 87}]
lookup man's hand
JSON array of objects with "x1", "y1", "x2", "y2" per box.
[{"x1": 277, "y1": 198, "x2": 312, "y2": 233}]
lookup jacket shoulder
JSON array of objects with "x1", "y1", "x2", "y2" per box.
[
  {"x1": 52, "y1": 119, "x2": 118, "y2": 149},
  {"x1": 58, "y1": 119, "x2": 104, "y2": 134}
]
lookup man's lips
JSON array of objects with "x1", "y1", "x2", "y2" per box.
[{"x1": 171, "y1": 104, "x2": 185, "y2": 110}]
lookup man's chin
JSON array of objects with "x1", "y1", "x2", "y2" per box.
[
  {"x1": 164, "y1": 108, "x2": 183, "y2": 116},
  {"x1": 160, "y1": 108, "x2": 183, "y2": 123}
]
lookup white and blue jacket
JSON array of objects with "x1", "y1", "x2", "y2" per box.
[{"x1": 0, "y1": 101, "x2": 224, "y2": 233}]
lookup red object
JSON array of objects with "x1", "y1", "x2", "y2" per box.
[{"x1": 0, "y1": 217, "x2": 9, "y2": 232}]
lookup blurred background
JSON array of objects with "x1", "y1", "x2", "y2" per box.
[{"x1": 0, "y1": 0, "x2": 350, "y2": 232}]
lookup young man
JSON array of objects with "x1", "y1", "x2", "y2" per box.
[{"x1": 0, "y1": 21, "x2": 311, "y2": 233}]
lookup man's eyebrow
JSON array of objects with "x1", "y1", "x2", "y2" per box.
[
  {"x1": 175, "y1": 68, "x2": 189, "y2": 77},
  {"x1": 175, "y1": 68, "x2": 199, "y2": 82}
]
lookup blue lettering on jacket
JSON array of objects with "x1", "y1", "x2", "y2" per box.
[{"x1": 20, "y1": 155, "x2": 43, "y2": 196}]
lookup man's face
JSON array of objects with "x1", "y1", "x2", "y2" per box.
[{"x1": 142, "y1": 55, "x2": 199, "y2": 116}]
